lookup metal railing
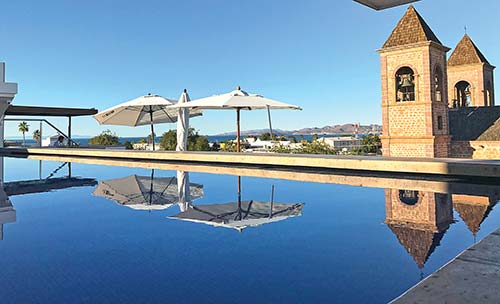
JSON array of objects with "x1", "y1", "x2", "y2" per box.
[{"x1": 4, "y1": 118, "x2": 78, "y2": 147}]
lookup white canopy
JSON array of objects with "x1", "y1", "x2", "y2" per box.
[
  {"x1": 94, "y1": 93, "x2": 202, "y2": 150},
  {"x1": 175, "y1": 88, "x2": 301, "y2": 110},
  {"x1": 94, "y1": 94, "x2": 202, "y2": 126},
  {"x1": 174, "y1": 87, "x2": 301, "y2": 152}
]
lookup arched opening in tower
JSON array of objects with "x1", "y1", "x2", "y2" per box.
[
  {"x1": 486, "y1": 81, "x2": 493, "y2": 106},
  {"x1": 454, "y1": 81, "x2": 472, "y2": 108},
  {"x1": 434, "y1": 66, "x2": 443, "y2": 103},
  {"x1": 396, "y1": 67, "x2": 415, "y2": 102}
]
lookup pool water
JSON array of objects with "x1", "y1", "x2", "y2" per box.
[{"x1": 0, "y1": 157, "x2": 498, "y2": 303}]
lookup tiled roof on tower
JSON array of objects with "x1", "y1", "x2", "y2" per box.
[
  {"x1": 448, "y1": 34, "x2": 491, "y2": 66},
  {"x1": 382, "y1": 5, "x2": 442, "y2": 48},
  {"x1": 453, "y1": 202, "x2": 493, "y2": 236},
  {"x1": 387, "y1": 224, "x2": 446, "y2": 269}
]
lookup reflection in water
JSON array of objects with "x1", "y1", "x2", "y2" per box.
[
  {"x1": 385, "y1": 190, "x2": 454, "y2": 272},
  {"x1": 0, "y1": 158, "x2": 96, "y2": 240},
  {"x1": 385, "y1": 188, "x2": 499, "y2": 275},
  {"x1": 452, "y1": 194, "x2": 498, "y2": 239},
  {"x1": 93, "y1": 169, "x2": 204, "y2": 211},
  {"x1": 169, "y1": 176, "x2": 305, "y2": 232},
  {"x1": 0, "y1": 186, "x2": 15, "y2": 241}
]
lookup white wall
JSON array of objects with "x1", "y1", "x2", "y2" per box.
[{"x1": 0, "y1": 62, "x2": 18, "y2": 147}]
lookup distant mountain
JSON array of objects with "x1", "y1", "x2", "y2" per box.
[
  {"x1": 215, "y1": 129, "x2": 289, "y2": 136},
  {"x1": 291, "y1": 124, "x2": 382, "y2": 135},
  {"x1": 214, "y1": 124, "x2": 381, "y2": 136}
]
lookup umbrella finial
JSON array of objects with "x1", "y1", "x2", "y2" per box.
[{"x1": 236, "y1": 85, "x2": 241, "y2": 91}]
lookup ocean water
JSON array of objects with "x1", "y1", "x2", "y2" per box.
[
  {"x1": 0, "y1": 157, "x2": 498, "y2": 303},
  {"x1": 7, "y1": 134, "x2": 354, "y2": 147}
]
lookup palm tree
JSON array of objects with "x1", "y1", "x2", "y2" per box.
[
  {"x1": 18, "y1": 121, "x2": 29, "y2": 146},
  {"x1": 33, "y1": 129, "x2": 41, "y2": 144}
]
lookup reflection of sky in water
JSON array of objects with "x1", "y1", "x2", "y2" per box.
[{"x1": 0, "y1": 157, "x2": 499, "y2": 304}]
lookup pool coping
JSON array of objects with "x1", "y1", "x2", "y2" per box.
[{"x1": 2, "y1": 147, "x2": 500, "y2": 178}]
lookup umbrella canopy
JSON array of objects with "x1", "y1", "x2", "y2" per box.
[
  {"x1": 169, "y1": 201, "x2": 304, "y2": 232},
  {"x1": 93, "y1": 172, "x2": 204, "y2": 211},
  {"x1": 175, "y1": 87, "x2": 301, "y2": 151},
  {"x1": 93, "y1": 93, "x2": 202, "y2": 150},
  {"x1": 176, "y1": 87, "x2": 301, "y2": 110}
]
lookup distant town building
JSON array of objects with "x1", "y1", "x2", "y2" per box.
[{"x1": 317, "y1": 136, "x2": 362, "y2": 150}]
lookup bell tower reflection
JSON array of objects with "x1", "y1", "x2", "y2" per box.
[
  {"x1": 385, "y1": 189, "x2": 454, "y2": 270},
  {"x1": 452, "y1": 193, "x2": 499, "y2": 240}
]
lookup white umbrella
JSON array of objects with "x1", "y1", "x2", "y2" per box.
[
  {"x1": 94, "y1": 93, "x2": 202, "y2": 150},
  {"x1": 176, "y1": 90, "x2": 190, "y2": 151},
  {"x1": 175, "y1": 86, "x2": 301, "y2": 152},
  {"x1": 92, "y1": 170, "x2": 204, "y2": 211}
]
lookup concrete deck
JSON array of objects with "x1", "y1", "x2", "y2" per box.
[
  {"x1": 2, "y1": 147, "x2": 500, "y2": 178},
  {"x1": 392, "y1": 228, "x2": 500, "y2": 304}
]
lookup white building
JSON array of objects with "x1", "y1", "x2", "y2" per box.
[
  {"x1": 317, "y1": 136, "x2": 362, "y2": 151},
  {"x1": 0, "y1": 63, "x2": 18, "y2": 148}
]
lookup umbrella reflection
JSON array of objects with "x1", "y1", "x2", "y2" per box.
[
  {"x1": 93, "y1": 169, "x2": 204, "y2": 211},
  {"x1": 169, "y1": 176, "x2": 304, "y2": 232}
]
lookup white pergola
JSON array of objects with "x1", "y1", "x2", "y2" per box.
[{"x1": 354, "y1": 0, "x2": 419, "y2": 10}]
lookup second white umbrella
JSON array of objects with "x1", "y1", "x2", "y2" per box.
[{"x1": 175, "y1": 87, "x2": 301, "y2": 152}]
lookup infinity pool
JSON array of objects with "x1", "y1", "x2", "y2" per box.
[{"x1": 0, "y1": 157, "x2": 499, "y2": 303}]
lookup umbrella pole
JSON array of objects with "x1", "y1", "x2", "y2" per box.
[
  {"x1": 237, "y1": 176, "x2": 241, "y2": 204},
  {"x1": 149, "y1": 109, "x2": 155, "y2": 151},
  {"x1": 236, "y1": 108, "x2": 241, "y2": 152},
  {"x1": 267, "y1": 105, "x2": 274, "y2": 140},
  {"x1": 149, "y1": 169, "x2": 155, "y2": 206},
  {"x1": 269, "y1": 184, "x2": 274, "y2": 218}
]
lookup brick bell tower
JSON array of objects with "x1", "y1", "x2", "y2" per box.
[
  {"x1": 378, "y1": 6, "x2": 451, "y2": 158},
  {"x1": 447, "y1": 34, "x2": 495, "y2": 108}
]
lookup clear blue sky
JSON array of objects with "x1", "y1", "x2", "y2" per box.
[{"x1": 1, "y1": 0, "x2": 499, "y2": 137}]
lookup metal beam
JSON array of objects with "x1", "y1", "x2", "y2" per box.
[
  {"x1": 5, "y1": 105, "x2": 97, "y2": 117},
  {"x1": 354, "y1": 0, "x2": 420, "y2": 10}
]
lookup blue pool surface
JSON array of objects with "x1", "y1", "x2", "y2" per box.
[{"x1": 0, "y1": 157, "x2": 498, "y2": 303}]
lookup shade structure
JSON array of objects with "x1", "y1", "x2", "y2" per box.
[
  {"x1": 92, "y1": 171, "x2": 204, "y2": 211},
  {"x1": 169, "y1": 201, "x2": 304, "y2": 232},
  {"x1": 176, "y1": 90, "x2": 190, "y2": 151},
  {"x1": 94, "y1": 93, "x2": 202, "y2": 150},
  {"x1": 175, "y1": 87, "x2": 301, "y2": 152}
]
